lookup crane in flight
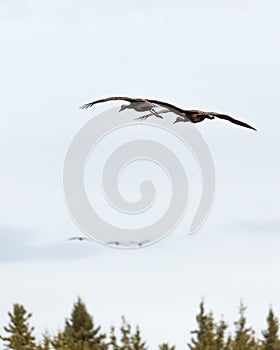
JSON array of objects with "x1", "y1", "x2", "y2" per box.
[
  {"x1": 128, "y1": 240, "x2": 151, "y2": 247},
  {"x1": 106, "y1": 240, "x2": 151, "y2": 247},
  {"x1": 80, "y1": 96, "x2": 256, "y2": 130},
  {"x1": 81, "y1": 96, "x2": 164, "y2": 119},
  {"x1": 68, "y1": 236, "x2": 90, "y2": 242}
]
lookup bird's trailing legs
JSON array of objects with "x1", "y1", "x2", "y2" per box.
[{"x1": 135, "y1": 109, "x2": 170, "y2": 121}]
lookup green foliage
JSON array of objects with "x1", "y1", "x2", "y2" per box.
[
  {"x1": 119, "y1": 316, "x2": 131, "y2": 350},
  {"x1": 215, "y1": 319, "x2": 229, "y2": 350},
  {"x1": 36, "y1": 332, "x2": 51, "y2": 350},
  {"x1": 130, "y1": 325, "x2": 146, "y2": 350},
  {"x1": 230, "y1": 302, "x2": 257, "y2": 350},
  {"x1": 0, "y1": 303, "x2": 36, "y2": 350},
  {"x1": 109, "y1": 327, "x2": 119, "y2": 350},
  {"x1": 188, "y1": 301, "x2": 222, "y2": 350},
  {"x1": 262, "y1": 308, "x2": 280, "y2": 350},
  {"x1": 108, "y1": 317, "x2": 146, "y2": 350},
  {"x1": 52, "y1": 297, "x2": 107, "y2": 350},
  {"x1": 2, "y1": 298, "x2": 280, "y2": 350},
  {"x1": 51, "y1": 329, "x2": 75, "y2": 350}
]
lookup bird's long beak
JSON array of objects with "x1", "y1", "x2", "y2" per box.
[
  {"x1": 173, "y1": 118, "x2": 181, "y2": 124},
  {"x1": 119, "y1": 105, "x2": 126, "y2": 112}
]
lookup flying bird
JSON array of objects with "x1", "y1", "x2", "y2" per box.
[
  {"x1": 80, "y1": 96, "x2": 256, "y2": 130},
  {"x1": 81, "y1": 96, "x2": 163, "y2": 119},
  {"x1": 106, "y1": 241, "x2": 121, "y2": 246},
  {"x1": 106, "y1": 240, "x2": 151, "y2": 247},
  {"x1": 128, "y1": 240, "x2": 151, "y2": 247},
  {"x1": 68, "y1": 236, "x2": 90, "y2": 241}
]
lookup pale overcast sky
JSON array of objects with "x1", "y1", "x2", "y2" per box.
[{"x1": 0, "y1": 1, "x2": 280, "y2": 348}]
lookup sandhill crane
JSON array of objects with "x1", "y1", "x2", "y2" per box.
[
  {"x1": 106, "y1": 240, "x2": 151, "y2": 247},
  {"x1": 106, "y1": 241, "x2": 121, "y2": 246},
  {"x1": 68, "y1": 236, "x2": 90, "y2": 241},
  {"x1": 81, "y1": 96, "x2": 163, "y2": 118},
  {"x1": 128, "y1": 240, "x2": 151, "y2": 247},
  {"x1": 80, "y1": 96, "x2": 256, "y2": 130}
]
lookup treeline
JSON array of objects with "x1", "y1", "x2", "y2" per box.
[{"x1": 0, "y1": 298, "x2": 280, "y2": 350}]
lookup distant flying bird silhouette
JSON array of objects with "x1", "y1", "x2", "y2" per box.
[
  {"x1": 80, "y1": 96, "x2": 256, "y2": 130},
  {"x1": 106, "y1": 240, "x2": 151, "y2": 247},
  {"x1": 128, "y1": 240, "x2": 151, "y2": 247},
  {"x1": 106, "y1": 241, "x2": 121, "y2": 246},
  {"x1": 68, "y1": 236, "x2": 90, "y2": 241}
]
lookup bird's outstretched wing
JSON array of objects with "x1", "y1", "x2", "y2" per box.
[
  {"x1": 207, "y1": 112, "x2": 257, "y2": 130},
  {"x1": 148, "y1": 99, "x2": 186, "y2": 114},
  {"x1": 68, "y1": 236, "x2": 89, "y2": 241},
  {"x1": 80, "y1": 96, "x2": 146, "y2": 109},
  {"x1": 80, "y1": 96, "x2": 185, "y2": 114}
]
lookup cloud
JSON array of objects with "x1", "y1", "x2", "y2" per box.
[{"x1": 0, "y1": 226, "x2": 98, "y2": 263}]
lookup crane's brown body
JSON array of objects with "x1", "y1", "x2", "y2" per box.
[{"x1": 80, "y1": 96, "x2": 256, "y2": 130}]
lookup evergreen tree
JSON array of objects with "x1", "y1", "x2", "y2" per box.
[
  {"x1": 51, "y1": 330, "x2": 74, "y2": 350},
  {"x1": 231, "y1": 302, "x2": 257, "y2": 350},
  {"x1": 188, "y1": 301, "x2": 216, "y2": 350},
  {"x1": 225, "y1": 335, "x2": 233, "y2": 350},
  {"x1": 130, "y1": 326, "x2": 147, "y2": 350},
  {"x1": 109, "y1": 327, "x2": 119, "y2": 350},
  {"x1": 119, "y1": 317, "x2": 132, "y2": 350},
  {"x1": 215, "y1": 319, "x2": 228, "y2": 350},
  {"x1": 52, "y1": 297, "x2": 107, "y2": 350},
  {"x1": 36, "y1": 332, "x2": 51, "y2": 350},
  {"x1": 262, "y1": 308, "x2": 280, "y2": 350},
  {"x1": 0, "y1": 303, "x2": 36, "y2": 350},
  {"x1": 109, "y1": 318, "x2": 146, "y2": 350}
]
